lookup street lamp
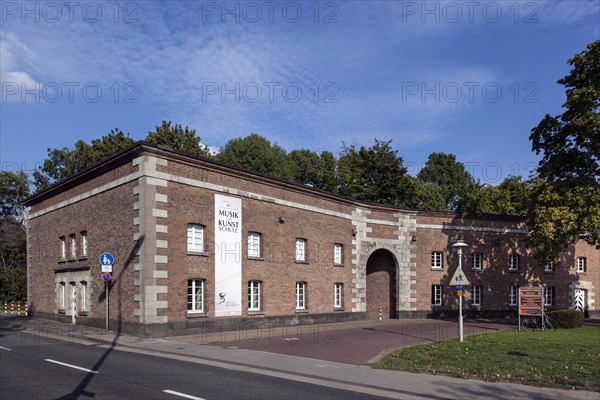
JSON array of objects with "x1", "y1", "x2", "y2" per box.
[{"x1": 452, "y1": 241, "x2": 469, "y2": 342}]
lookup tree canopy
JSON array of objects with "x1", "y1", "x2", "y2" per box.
[
  {"x1": 216, "y1": 133, "x2": 292, "y2": 180},
  {"x1": 146, "y1": 121, "x2": 211, "y2": 157},
  {"x1": 528, "y1": 40, "x2": 600, "y2": 262}
]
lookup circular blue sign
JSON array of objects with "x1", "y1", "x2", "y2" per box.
[
  {"x1": 102, "y1": 272, "x2": 111, "y2": 282},
  {"x1": 99, "y1": 253, "x2": 114, "y2": 267}
]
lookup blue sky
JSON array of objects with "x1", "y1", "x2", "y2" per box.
[{"x1": 1, "y1": 0, "x2": 598, "y2": 185}]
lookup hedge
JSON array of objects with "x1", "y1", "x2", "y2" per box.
[{"x1": 546, "y1": 310, "x2": 584, "y2": 329}]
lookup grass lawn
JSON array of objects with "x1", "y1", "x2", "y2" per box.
[{"x1": 373, "y1": 327, "x2": 600, "y2": 391}]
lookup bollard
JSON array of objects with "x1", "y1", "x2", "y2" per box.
[
  {"x1": 11, "y1": 302, "x2": 14, "y2": 314},
  {"x1": 17, "y1": 301, "x2": 21, "y2": 314},
  {"x1": 25, "y1": 301, "x2": 28, "y2": 316},
  {"x1": 379, "y1": 307, "x2": 382, "y2": 320}
]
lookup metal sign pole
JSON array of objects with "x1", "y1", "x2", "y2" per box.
[
  {"x1": 458, "y1": 250, "x2": 464, "y2": 342},
  {"x1": 105, "y1": 281, "x2": 109, "y2": 331}
]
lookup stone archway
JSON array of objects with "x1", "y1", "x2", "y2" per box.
[{"x1": 366, "y1": 249, "x2": 397, "y2": 319}]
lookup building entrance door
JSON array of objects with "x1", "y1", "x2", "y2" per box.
[
  {"x1": 366, "y1": 249, "x2": 397, "y2": 319},
  {"x1": 574, "y1": 289, "x2": 586, "y2": 314}
]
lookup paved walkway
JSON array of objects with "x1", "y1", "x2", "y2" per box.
[
  {"x1": 171, "y1": 318, "x2": 513, "y2": 365},
  {"x1": 2, "y1": 316, "x2": 597, "y2": 400}
]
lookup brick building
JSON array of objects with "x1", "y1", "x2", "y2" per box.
[{"x1": 24, "y1": 142, "x2": 599, "y2": 336}]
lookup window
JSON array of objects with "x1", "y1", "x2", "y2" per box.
[
  {"x1": 509, "y1": 254, "x2": 520, "y2": 271},
  {"x1": 187, "y1": 279, "x2": 204, "y2": 312},
  {"x1": 544, "y1": 286, "x2": 554, "y2": 306},
  {"x1": 248, "y1": 232, "x2": 261, "y2": 258},
  {"x1": 60, "y1": 237, "x2": 66, "y2": 259},
  {"x1": 509, "y1": 286, "x2": 518, "y2": 306},
  {"x1": 333, "y1": 244, "x2": 343, "y2": 265},
  {"x1": 79, "y1": 281, "x2": 87, "y2": 311},
  {"x1": 431, "y1": 285, "x2": 443, "y2": 306},
  {"x1": 544, "y1": 262, "x2": 554, "y2": 272},
  {"x1": 187, "y1": 224, "x2": 204, "y2": 253},
  {"x1": 296, "y1": 282, "x2": 306, "y2": 310},
  {"x1": 334, "y1": 283, "x2": 343, "y2": 308},
  {"x1": 471, "y1": 253, "x2": 482, "y2": 270},
  {"x1": 471, "y1": 285, "x2": 481, "y2": 306},
  {"x1": 57, "y1": 282, "x2": 65, "y2": 310},
  {"x1": 295, "y1": 239, "x2": 306, "y2": 262},
  {"x1": 81, "y1": 231, "x2": 88, "y2": 257},
  {"x1": 431, "y1": 251, "x2": 443, "y2": 269},
  {"x1": 577, "y1": 257, "x2": 586, "y2": 273},
  {"x1": 70, "y1": 234, "x2": 76, "y2": 258},
  {"x1": 248, "y1": 281, "x2": 261, "y2": 311}
]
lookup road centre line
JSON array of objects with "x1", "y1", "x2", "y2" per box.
[
  {"x1": 0, "y1": 346, "x2": 12, "y2": 351},
  {"x1": 44, "y1": 359, "x2": 98, "y2": 374},
  {"x1": 163, "y1": 389, "x2": 206, "y2": 400}
]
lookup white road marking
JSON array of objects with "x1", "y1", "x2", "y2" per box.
[
  {"x1": 163, "y1": 389, "x2": 206, "y2": 400},
  {"x1": 44, "y1": 359, "x2": 98, "y2": 374},
  {"x1": 0, "y1": 346, "x2": 12, "y2": 351}
]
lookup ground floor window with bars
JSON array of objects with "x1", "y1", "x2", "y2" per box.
[
  {"x1": 544, "y1": 286, "x2": 554, "y2": 307},
  {"x1": 431, "y1": 285, "x2": 443, "y2": 306},
  {"x1": 248, "y1": 280, "x2": 261, "y2": 311},
  {"x1": 471, "y1": 285, "x2": 482, "y2": 306},
  {"x1": 334, "y1": 283, "x2": 343, "y2": 308},
  {"x1": 188, "y1": 279, "x2": 204, "y2": 313},
  {"x1": 296, "y1": 282, "x2": 306, "y2": 310},
  {"x1": 509, "y1": 286, "x2": 518, "y2": 306}
]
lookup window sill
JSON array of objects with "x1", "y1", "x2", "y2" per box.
[
  {"x1": 247, "y1": 257, "x2": 265, "y2": 261},
  {"x1": 78, "y1": 256, "x2": 88, "y2": 261},
  {"x1": 471, "y1": 268, "x2": 482, "y2": 271},
  {"x1": 544, "y1": 270, "x2": 555, "y2": 274},
  {"x1": 334, "y1": 263, "x2": 345, "y2": 267},
  {"x1": 431, "y1": 304, "x2": 443, "y2": 308},
  {"x1": 295, "y1": 309, "x2": 309, "y2": 314},
  {"x1": 57, "y1": 309, "x2": 66, "y2": 314},
  {"x1": 58, "y1": 259, "x2": 66, "y2": 264},
  {"x1": 187, "y1": 251, "x2": 209, "y2": 257},
  {"x1": 187, "y1": 311, "x2": 208, "y2": 318},
  {"x1": 333, "y1": 307, "x2": 345, "y2": 312},
  {"x1": 78, "y1": 311, "x2": 88, "y2": 317},
  {"x1": 576, "y1": 271, "x2": 587, "y2": 275},
  {"x1": 430, "y1": 267, "x2": 444, "y2": 271},
  {"x1": 67, "y1": 257, "x2": 77, "y2": 262},
  {"x1": 295, "y1": 261, "x2": 309, "y2": 265},
  {"x1": 248, "y1": 310, "x2": 264, "y2": 316},
  {"x1": 508, "y1": 269, "x2": 520, "y2": 273}
]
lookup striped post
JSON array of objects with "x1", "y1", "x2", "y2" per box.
[
  {"x1": 17, "y1": 301, "x2": 21, "y2": 314},
  {"x1": 379, "y1": 307, "x2": 382, "y2": 320},
  {"x1": 10, "y1": 302, "x2": 14, "y2": 314},
  {"x1": 25, "y1": 301, "x2": 28, "y2": 316}
]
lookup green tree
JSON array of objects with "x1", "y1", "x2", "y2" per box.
[
  {"x1": 337, "y1": 139, "x2": 415, "y2": 205},
  {"x1": 0, "y1": 171, "x2": 29, "y2": 301},
  {"x1": 315, "y1": 151, "x2": 339, "y2": 192},
  {"x1": 528, "y1": 40, "x2": 600, "y2": 261},
  {"x1": 216, "y1": 133, "x2": 292, "y2": 180},
  {"x1": 460, "y1": 176, "x2": 532, "y2": 215},
  {"x1": 417, "y1": 152, "x2": 476, "y2": 210},
  {"x1": 406, "y1": 178, "x2": 447, "y2": 211},
  {"x1": 145, "y1": 121, "x2": 211, "y2": 157},
  {"x1": 287, "y1": 149, "x2": 320, "y2": 186},
  {"x1": 33, "y1": 129, "x2": 134, "y2": 190}
]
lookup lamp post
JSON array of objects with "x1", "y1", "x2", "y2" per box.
[{"x1": 452, "y1": 241, "x2": 469, "y2": 342}]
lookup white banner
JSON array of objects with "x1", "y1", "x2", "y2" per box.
[{"x1": 214, "y1": 194, "x2": 242, "y2": 316}]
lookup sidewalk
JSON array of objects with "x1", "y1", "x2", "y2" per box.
[{"x1": 2, "y1": 316, "x2": 597, "y2": 400}]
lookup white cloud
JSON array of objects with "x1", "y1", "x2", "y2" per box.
[{"x1": 0, "y1": 31, "x2": 40, "y2": 102}]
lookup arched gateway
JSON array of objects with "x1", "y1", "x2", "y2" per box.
[{"x1": 366, "y1": 249, "x2": 397, "y2": 319}]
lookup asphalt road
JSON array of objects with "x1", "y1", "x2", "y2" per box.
[{"x1": 0, "y1": 329, "x2": 388, "y2": 400}]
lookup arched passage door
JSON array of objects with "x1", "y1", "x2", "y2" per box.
[{"x1": 366, "y1": 249, "x2": 397, "y2": 319}]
